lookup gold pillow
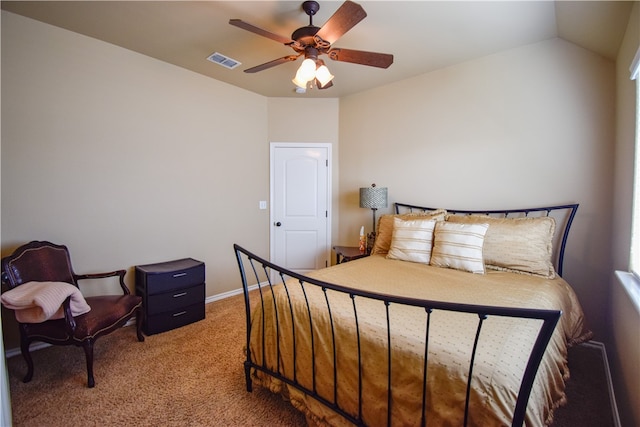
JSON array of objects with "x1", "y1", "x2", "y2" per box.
[
  {"x1": 371, "y1": 209, "x2": 447, "y2": 255},
  {"x1": 446, "y1": 214, "x2": 556, "y2": 278},
  {"x1": 430, "y1": 221, "x2": 489, "y2": 274},
  {"x1": 386, "y1": 217, "x2": 437, "y2": 264}
]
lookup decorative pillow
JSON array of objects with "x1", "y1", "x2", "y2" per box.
[
  {"x1": 371, "y1": 209, "x2": 447, "y2": 255},
  {"x1": 386, "y1": 218, "x2": 437, "y2": 264},
  {"x1": 445, "y1": 214, "x2": 556, "y2": 278},
  {"x1": 430, "y1": 222, "x2": 489, "y2": 274}
]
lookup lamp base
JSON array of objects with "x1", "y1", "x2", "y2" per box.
[
  {"x1": 366, "y1": 232, "x2": 376, "y2": 254},
  {"x1": 371, "y1": 208, "x2": 378, "y2": 235}
]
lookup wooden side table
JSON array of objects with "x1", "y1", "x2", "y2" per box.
[{"x1": 333, "y1": 246, "x2": 369, "y2": 264}]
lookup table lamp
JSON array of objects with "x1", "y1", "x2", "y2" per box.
[{"x1": 359, "y1": 183, "x2": 388, "y2": 234}]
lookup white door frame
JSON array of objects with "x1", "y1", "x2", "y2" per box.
[{"x1": 270, "y1": 142, "x2": 332, "y2": 269}]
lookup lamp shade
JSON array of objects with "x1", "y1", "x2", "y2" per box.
[{"x1": 359, "y1": 186, "x2": 388, "y2": 209}]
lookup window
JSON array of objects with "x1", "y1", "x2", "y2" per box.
[{"x1": 629, "y1": 47, "x2": 640, "y2": 277}]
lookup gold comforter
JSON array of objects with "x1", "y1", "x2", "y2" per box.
[{"x1": 249, "y1": 255, "x2": 591, "y2": 426}]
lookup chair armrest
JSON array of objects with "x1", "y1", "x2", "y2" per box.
[
  {"x1": 74, "y1": 270, "x2": 130, "y2": 295},
  {"x1": 61, "y1": 296, "x2": 77, "y2": 336}
]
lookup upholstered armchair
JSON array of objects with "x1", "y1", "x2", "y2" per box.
[{"x1": 1, "y1": 241, "x2": 144, "y2": 387}]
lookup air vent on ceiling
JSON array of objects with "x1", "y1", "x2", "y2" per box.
[{"x1": 206, "y1": 52, "x2": 241, "y2": 70}]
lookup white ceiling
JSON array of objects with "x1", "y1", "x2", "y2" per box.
[{"x1": 1, "y1": 1, "x2": 634, "y2": 98}]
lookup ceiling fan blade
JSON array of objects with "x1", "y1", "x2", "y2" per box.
[
  {"x1": 229, "y1": 19, "x2": 294, "y2": 45},
  {"x1": 243, "y1": 55, "x2": 301, "y2": 73},
  {"x1": 314, "y1": 1, "x2": 367, "y2": 45},
  {"x1": 328, "y1": 48, "x2": 393, "y2": 69}
]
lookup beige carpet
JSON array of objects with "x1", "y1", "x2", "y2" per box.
[
  {"x1": 6, "y1": 293, "x2": 306, "y2": 426},
  {"x1": 5, "y1": 292, "x2": 614, "y2": 426}
]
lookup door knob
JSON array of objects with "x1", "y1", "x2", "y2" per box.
[{"x1": 275, "y1": 222, "x2": 282, "y2": 227}]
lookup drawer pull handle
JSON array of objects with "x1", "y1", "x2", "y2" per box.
[
  {"x1": 173, "y1": 272, "x2": 187, "y2": 278},
  {"x1": 173, "y1": 311, "x2": 187, "y2": 317},
  {"x1": 173, "y1": 292, "x2": 187, "y2": 298}
]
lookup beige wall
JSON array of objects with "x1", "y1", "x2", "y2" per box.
[
  {"x1": 339, "y1": 38, "x2": 616, "y2": 342},
  {"x1": 611, "y1": 2, "x2": 640, "y2": 426},
  {"x1": 1, "y1": 10, "x2": 272, "y2": 291}
]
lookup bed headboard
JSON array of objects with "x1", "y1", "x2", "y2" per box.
[{"x1": 395, "y1": 203, "x2": 579, "y2": 277}]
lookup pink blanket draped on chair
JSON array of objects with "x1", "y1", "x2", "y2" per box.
[{"x1": 1, "y1": 281, "x2": 91, "y2": 323}]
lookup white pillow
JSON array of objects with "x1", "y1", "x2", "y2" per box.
[
  {"x1": 386, "y1": 217, "x2": 437, "y2": 264},
  {"x1": 430, "y1": 222, "x2": 489, "y2": 274}
]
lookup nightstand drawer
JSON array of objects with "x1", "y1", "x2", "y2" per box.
[
  {"x1": 136, "y1": 258, "x2": 204, "y2": 295},
  {"x1": 144, "y1": 302, "x2": 205, "y2": 335},
  {"x1": 146, "y1": 283, "x2": 205, "y2": 316}
]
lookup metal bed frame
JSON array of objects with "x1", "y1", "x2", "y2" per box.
[{"x1": 234, "y1": 202, "x2": 579, "y2": 426}]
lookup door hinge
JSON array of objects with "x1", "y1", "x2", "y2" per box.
[
  {"x1": 325, "y1": 260, "x2": 328, "y2": 268},
  {"x1": 326, "y1": 159, "x2": 328, "y2": 167},
  {"x1": 326, "y1": 211, "x2": 328, "y2": 217}
]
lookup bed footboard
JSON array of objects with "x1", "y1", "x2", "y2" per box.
[{"x1": 234, "y1": 244, "x2": 562, "y2": 427}]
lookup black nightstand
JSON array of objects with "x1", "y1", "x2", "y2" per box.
[
  {"x1": 333, "y1": 246, "x2": 369, "y2": 264},
  {"x1": 135, "y1": 258, "x2": 205, "y2": 335}
]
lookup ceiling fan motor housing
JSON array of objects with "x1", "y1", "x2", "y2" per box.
[
  {"x1": 291, "y1": 25, "x2": 321, "y2": 48},
  {"x1": 292, "y1": 1, "x2": 322, "y2": 49}
]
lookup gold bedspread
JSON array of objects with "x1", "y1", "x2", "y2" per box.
[{"x1": 248, "y1": 255, "x2": 591, "y2": 427}]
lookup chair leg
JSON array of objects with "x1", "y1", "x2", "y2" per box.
[
  {"x1": 20, "y1": 336, "x2": 34, "y2": 383},
  {"x1": 135, "y1": 309, "x2": 145, "y2": 342},
  {"x1": 82, "y1": 340, "x2": 95, "y2": 388}
]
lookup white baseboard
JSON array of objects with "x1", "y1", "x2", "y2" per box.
[
  {"x1": 204, "y1": 283, "x2": 260, "y2": 304},
  {"x1": 4, "y1": 285, "x2": 261, "y2": 359},
  {"x1": 582, "y1": 340, "x2": 621, "y2": 427}
]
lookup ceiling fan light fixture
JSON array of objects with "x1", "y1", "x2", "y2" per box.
[
  {"x1": 299, "y1": 58, "x2": 317, "y2": 79},
  {"x1": 292, "y1": 58, "x2": 318, "y2": 89},
  {"x1": 292, "y1": 72, "x2": 310, "y2": 89},
  {"x1": 316, "y1": 78, "x2": 333, "y2": 90},
  {"x1": 315, "y1": 61, "x2": 334, "y2": 87}
]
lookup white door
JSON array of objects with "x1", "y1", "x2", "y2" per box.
[{"x1": 271, "y1": 143, "x2": 331, "y2": 276}]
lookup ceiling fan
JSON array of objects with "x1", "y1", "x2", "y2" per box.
[{"x1": 229, "y1": 0, "x2": 393, "y2": 91}]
